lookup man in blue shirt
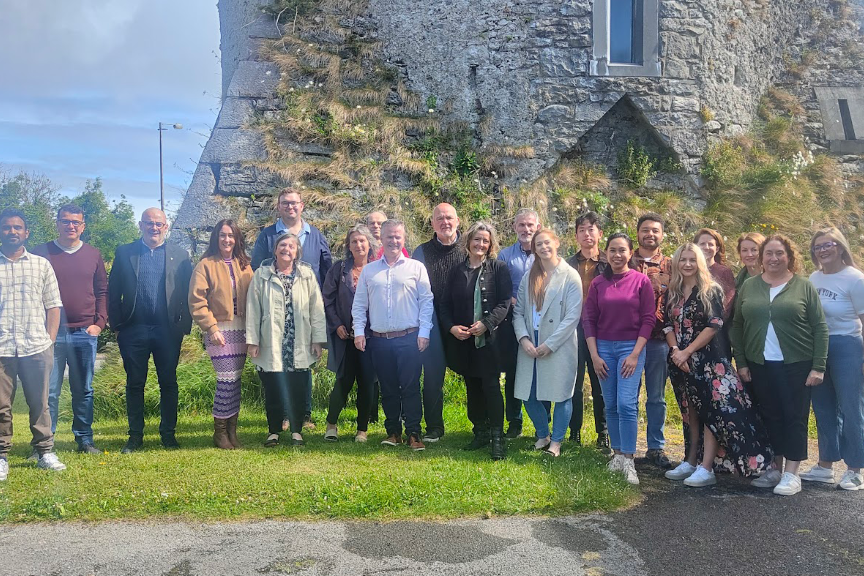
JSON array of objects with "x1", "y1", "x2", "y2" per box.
[
  {"x1": 251, "y1": 188, "x2": 332, "y2": 429},
  {"x1": 496, "y1": 208, "x2": 539, "y2": 438}
]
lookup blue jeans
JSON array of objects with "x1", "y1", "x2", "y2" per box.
[
  {"x1": 368, "y1": 333, "x2": 423, "y2": 437},
  {"x1": 523, "y1": 329, "x2": 570, "y2": 442},
  {"x1": 641, "y1": 339, "x2": 669, "y2": 450},
  {"x1": 598, "y1": 340, "x2": 646, "y2": 455},
  {"x1": 48, "y1": 326, "x2": 97, "y2": 445},
  {"x1": 812, "y1": 335, "x2": 864, "y2": 469}
]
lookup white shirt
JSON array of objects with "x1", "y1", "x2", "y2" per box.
[
  {"x1": 764, "y1": 282, "x2": 787, "y2": 361},
  {"x1": 0, "y1": 249, "x2": 63, "y2": 357},
  {"x1": 810, "y1": 267, "x2": 864, "y2": 336},
  {"x1": 352, "y1": 253, "x2": 434, "y2": 338}
]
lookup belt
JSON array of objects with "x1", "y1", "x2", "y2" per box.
[{"x1": 371, "y1": 327, "x2": 419, "y2": 339}]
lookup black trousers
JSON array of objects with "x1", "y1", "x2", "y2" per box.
[
  {"x1": 464, "y1": 374, "x2": 505, "y2": 431},
  {"x1": 326, "y1": 342, "x2": 375, "y2": 431},
  {"x1": 500, "y1": 310, "x2": 523, "y2": 425},
  {"x1": 570, "y1": 323, "x2": 607, "y2": 435},
  {"x1": 118, "y1": 324, "x2": 181, "y2": 438},
  {"x1": 420, "y1": 322, "x2": 446, "y2": 434},
  {"x1": 260, "y1": 370, "x2": 310, "y2": 435},
  {"x1": 748, "y1": 360, "x2": 812, "y2": 462}
]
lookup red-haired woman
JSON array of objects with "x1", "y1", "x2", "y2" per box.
[{"x1": 189, "y1": 219, "x2": 253, "y2": 449}]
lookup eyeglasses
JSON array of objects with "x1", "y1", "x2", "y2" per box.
[
  {"x1": 814, "y1": 241, "x2": 838, "y2": 252},
  {"x1": 142, "y1": 221, "x2": 166, "y2": 229},
  {"x1": 279, "y1": 201, "x2": 302, "y2": 208},
  {"x1": 58, "y1": 219, "x2": 84, "y2": 228}
]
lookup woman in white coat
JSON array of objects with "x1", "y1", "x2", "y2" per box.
[{"x1": 514, "y1": 228, "x2": 583, "y2": 457}]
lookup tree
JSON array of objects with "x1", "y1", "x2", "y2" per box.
[
  {"x1": 0, "y1": 170, "x2": 59, "y2": 247},
  {"x1": 68, "y1": 178, "x2": 139, "y2": 264}
]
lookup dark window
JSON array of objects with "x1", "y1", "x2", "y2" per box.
[
  {"x1": 839, "y1": 99, "x2": 857, "y2": 140},
  {"x1": 610, "y1": 0, "x2": 644, "y2": 64}
]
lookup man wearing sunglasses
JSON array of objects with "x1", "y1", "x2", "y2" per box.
[
  {"x1": 32, "y1": 205, "x2": 108, "y2": 455},
  {"x1": 108, "y1": 208, "x2": 192, "y2": 453}
]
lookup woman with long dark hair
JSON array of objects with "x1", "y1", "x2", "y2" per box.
[
  {"x1": 440, "y1": 222, "x2": 512, "y2": 460},
  {"x1": 322, "y1": 225, "x2": 379, "y2": 443},
  {"x1": 662, "y1": 243, "x2": 773, "y2": 486},
  {"x1": 188, "y1": 219, "x2": 253, "y2": 449},
  {"x1": 583, "y1": 232, "x2": 656, "y2": 485},
  {"x1": 693, "y1": 228, "x2": 736, "y2": 320}
]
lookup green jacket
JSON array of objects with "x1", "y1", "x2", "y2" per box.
[{"x1": 731, "y1": 274, "x2": 828, "y2": 371}]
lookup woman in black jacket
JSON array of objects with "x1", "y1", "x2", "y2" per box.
[
  {"x1": 322, "y1": 225, "x2": 379, "y2": 442},
  {"x1": 440, "y1": 222, "x2": 512, "y2": 460}
]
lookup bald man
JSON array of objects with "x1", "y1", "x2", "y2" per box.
[
  {"x1": 108, "y1": 208, "x2": 192, "y2": 453},
  {"x1": 412, "y1": 203, "x2": 461, "y2": 442}
]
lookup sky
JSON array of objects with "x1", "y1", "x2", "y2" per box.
[{"x1": 0, "y1": 0, "x2": 222, "y2": 218}]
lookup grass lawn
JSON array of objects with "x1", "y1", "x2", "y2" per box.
[{"x1": 0, "y1": 372, "x2": 638, "y2": 523}]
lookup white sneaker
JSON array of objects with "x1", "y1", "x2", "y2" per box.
[
  {"x1": 608, "y1": 454, "x2": 625, "y2": 472},
  {"x1": 37, "y1": 452, "x2": 66, "y2": 472},
  {"x1": 665, "y1": 461, "x2": 697, "y2": 480},
  {"x1": 0, "y1": 458, "x2": 8, "y2": 481},
  {"x1": 751, "y1": 469, "x2": 782, "y2": 488},
  {"x1": 838, "y1": 469, "x2": 864, "y2": 491},
  {"x1": 799, "y1": 464, "x2": 835, "y2": 484},
  {"x1": 773, "y1": 472, "x2": 802, "y2": 496},
  {"x1": 684, "y1": 465, "x2": 717, "y2": 487},
  {"x1": 622, "y1": 458, "x2": 640, "y2": 485}
]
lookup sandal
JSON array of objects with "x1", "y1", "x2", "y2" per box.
[
  {"x1": 355, "y1": 431, "x2": 368, "y2": 443},
  {"x1": 291, "y1": 433, "x2": 305, "y2": 446},
  {"x1": 533, "y1": 436, "x2": 551, "y2": 451},
  {"x1": 264, "y1": 433, "x2": 279, "y2": 447},
  {"x1": 544, "y1": 441, "x2": 562, "y2": 457},
  {"x1": 324, "y1": 425, "x2": 338, "y2": 442}
]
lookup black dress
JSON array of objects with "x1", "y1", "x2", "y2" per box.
[{"x1": 664, "y1": 290, "x2": 774, "y2": 476}]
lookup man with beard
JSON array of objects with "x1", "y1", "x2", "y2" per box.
[{"x1": 630, "y1": 213, "x2": 673, "y2": 469}]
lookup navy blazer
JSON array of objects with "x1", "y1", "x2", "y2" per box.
[
  {"x1": 107, "y1": 240, "x2": 193, "y2": 335},
  {"x1": 250, "y1": 221, "x2": 333, "y2": 287}
]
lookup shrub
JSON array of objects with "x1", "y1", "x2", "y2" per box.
[{"x1": 616, "y1": 141, "x2": 657, "y2": 188}]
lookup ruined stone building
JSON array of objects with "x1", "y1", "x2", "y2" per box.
[{"x1": 175, "y1": 0, "x2": 864, "y2": 246}]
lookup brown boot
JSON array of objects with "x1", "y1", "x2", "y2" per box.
[
  {"x1": 226, "y1": 414, "x2": 242, "y2": 448},
  {"x1": 213, "y1": 418, "x2": 234, "y2": 450}
]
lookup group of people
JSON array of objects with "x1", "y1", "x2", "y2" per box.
[{"x1": 1, "y1": 189, "x2": 862, "y2": 497}]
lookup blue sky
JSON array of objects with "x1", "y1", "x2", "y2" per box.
[{"x1": 0, "y1": 0, "x2": 222, "y2": 218}]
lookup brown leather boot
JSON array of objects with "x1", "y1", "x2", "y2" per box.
[
  {"x1": 226, "y1": 414, "x2": 242, "y2": 448},
  {"x1": 213, "y1": 418, "x2": 234, "y2": 450}
]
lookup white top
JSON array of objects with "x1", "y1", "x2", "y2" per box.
[
  {"x1": 0, "y1": 249, "x2": 63, "y2": 356},
  {"x1": 764, "y1": 282, "x2": 787, "y2": 361},
  {"x1": 810, "y1": 267, "x2": 864, "y2": 336},
  {"x1": 532, "y1": 307, "x2": 541, "y2": 332},
  {"x1": 53, "y1": 240, "x2": 84, "y2": 254},
  {"x1": 351, "y1": 253, "x2": 434, "y2": 338}
]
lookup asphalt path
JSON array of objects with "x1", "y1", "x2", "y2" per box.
[{"x1": 3, "y1": 463, "x2": 862, "y2": 576}]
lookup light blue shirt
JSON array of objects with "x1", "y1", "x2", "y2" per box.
[
  {"x1": 276, "y1": 219, "x2": 311, "y2": 248},
  {"x1": 352, "y1": 253, "x2": 434, "y2": 339},
  {"x1": 497, "y1": 242, "x2": 534, "y2": 299}
]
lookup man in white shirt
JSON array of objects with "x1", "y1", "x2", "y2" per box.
[{"x1": 353, "y1": 220, "x2": 434, "y2": 451}]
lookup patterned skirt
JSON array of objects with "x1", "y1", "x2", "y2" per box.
[{"x1": 205, "y1": 316, "x2": 247, "y2": 418}]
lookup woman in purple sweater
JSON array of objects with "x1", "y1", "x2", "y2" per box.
[{"x1": 583, "y1": 233, "x2": 656, "y2": 485}]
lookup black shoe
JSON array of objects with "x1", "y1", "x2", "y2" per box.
[
  {"x1": 77, "y1": 443, "x2": 102, "y2": 455},
  {"x1": 490, "y1": 427, "x2": 507, "y2": 461},
  {"x1": 161, "y1": 435, "x2": 180, "y2": 450},
  {"x1": 121, "y1": 436, "x2": 143, "y2": 454},
  {"x1": 595, "y1": 432, "x2": 611, "y2": 454},
  {"x1": 504, "y1": 421, "x2": 522, "y2": 439},
  {"x1": 646, "y1": 448, "x2": 672, "y2": 470},
  {"x1": 422, "y1": 429, "x2": 443, "y2": 443},
  {"x1": 569, "y1": 430, "x2": 582, "y2": 445},
  {"x1": 463, "y1": 430, "x2": 491, "y2": 451}
]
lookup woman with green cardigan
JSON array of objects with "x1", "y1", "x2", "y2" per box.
[{"x1": 732, "y1": 234, "x2": 828, "y2": 496}]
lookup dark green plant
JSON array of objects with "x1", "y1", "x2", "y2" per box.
[
  {"x1": 616, "y1": 141, "x2": 657, "y2": 188},
  {"x1": 452, "y1": 147, "x2": 479, "y2": 177}
]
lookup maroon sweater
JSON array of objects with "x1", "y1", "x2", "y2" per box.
[{"x1": 32, "y1": 242, "x2": 108, "y2": 329}]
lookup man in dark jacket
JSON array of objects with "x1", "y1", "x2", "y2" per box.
[
  {"x1": 412, "y1": 203, "x2": 463, "y2": 442},
  {"x1": 108, "y1": 208, "x2": 192, "y2": 453},
  {"x1": 250, "y1": 188, "x2": 332, "y2": 428}
]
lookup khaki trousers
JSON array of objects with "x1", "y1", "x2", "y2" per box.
[{"x1": 0, "y1": 346, "x2": 55, "y2": 456}]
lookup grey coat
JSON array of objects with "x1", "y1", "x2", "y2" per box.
[{"x1": 513, "y1": 260, "x2": 583, "y2": 403}]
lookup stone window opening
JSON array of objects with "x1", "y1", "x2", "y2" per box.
[
  {"x1": 815, "y1": 87, "x2": 864, "y2": 154},
  {"x1": 838, "y1": 99, "x2": 857, "y2": 140},
  {"x1": 591, "y1": 0, "x2": 661, "y2": 77}
]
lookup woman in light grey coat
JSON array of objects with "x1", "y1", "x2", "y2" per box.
[{"x1": 514, "y1": 228, "x2": 583, "y2": 457}]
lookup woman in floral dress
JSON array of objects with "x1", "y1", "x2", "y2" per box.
[{"x1": 663, "y1": 243, "x2": 773, "y2": 486}]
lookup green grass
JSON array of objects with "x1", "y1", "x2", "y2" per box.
[{"x1": 0, "y1": 344, "x2": 638, "y2": 523}]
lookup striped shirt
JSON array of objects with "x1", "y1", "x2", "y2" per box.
[{"x1": 0, "y1": 248, "x2": 63, "y2": 356}]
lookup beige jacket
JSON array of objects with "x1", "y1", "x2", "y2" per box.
[
  {"x1": 189, "y1": 255, "x2": 253, "y2": 334},
  {"x1": 245, "y1": 260, "x2": 327, "y2": 372},
  {"x1": 513, "y1": 259, "x2": 583, "y2": 403}
]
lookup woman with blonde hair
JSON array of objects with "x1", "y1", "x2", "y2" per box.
[
  {"x1": 800, "y1": 226, "x2": 864, "y2": 490},
  {"x1": 662, "y1": 243, "x2": 773, "y2": 486},
  {"x1": 440, "y1": 222, "x2": 512, "y2": 459},
  {"x1": 513, "y1": 228, "x2": 583, "y2": 458},
  {"x1": 583, "y1": 232, "x2": 656, "y2": 485},
  {"x1": 732, "y1": 234, "x2": 829, "y2": 495},
  {"x1": 735, "y1": 232, "x2": 766, "y2": 290}
]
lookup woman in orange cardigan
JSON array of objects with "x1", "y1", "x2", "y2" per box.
[{"x1": 189, "y1": 219, "x2": 254, "y2": 449}]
